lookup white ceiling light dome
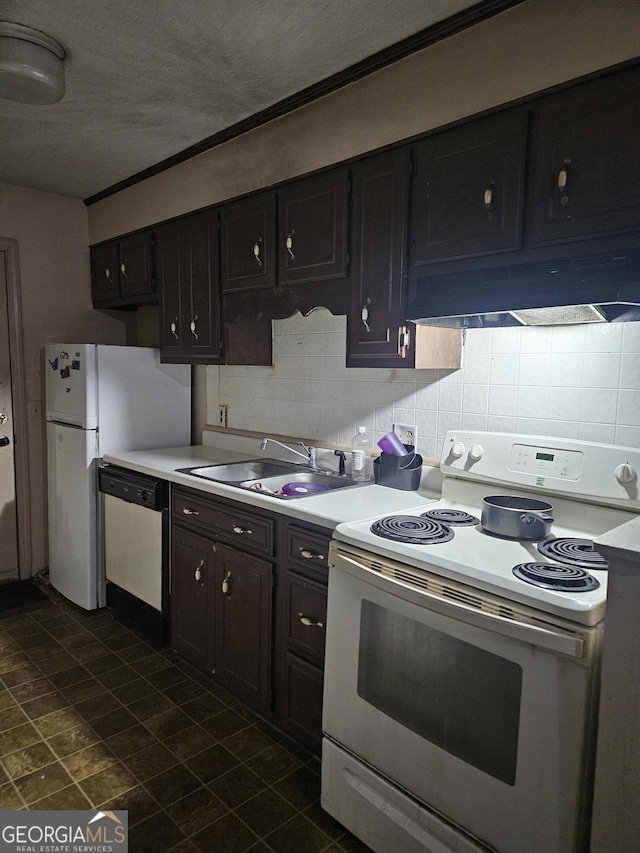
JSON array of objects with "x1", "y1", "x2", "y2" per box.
[{"x1": 0, "y1": 21, "x2": 66, "y2": 104}]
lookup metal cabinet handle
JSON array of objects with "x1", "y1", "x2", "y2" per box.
[
  {"x1": 484, "y1": 181, "x2": 496, "y2": 219},
  {"x1": 557, "y1": 158, "x2": 571, "y2": 205},
  {"x1": 232, "y1": 525, "x2": 252, "y2": 535},
  {"x1": 190, "y1": 315, "x2": 198, "y2": 339},
  {"x1": 120, "y1": 262, "x2": 127, "y2": 277},
  {"x1": 194, "y1": 560, "x2": 204, "y2": 582},
  {"x1": 298, "y1": 613, "x2": 324, "y2": 629},
  {"x1": 299, "y1": 548, "x2": 325, "y2": 561},
  {"x1": 397, "y1": 325, "x2": 411, "y2": 358},
  {"x1": 361, "y1": 305, "x2": 370, "y2": 333},
  {"x1": 253, "y1": 240, "x2": 262, "y2": 266},
  {"x1": 170, "y1": 317, "x2": 179, "y2": 339},
  {"x1": 222, "y1": 571, "x2": 231, "y2": 596},
  {"x1": 285, "y1": 230, "x2": 295, "y2": 260},
  {"x1": 182, "y1": 507, "x2": 199, "y2": 516},
  {"x1": 105, "y1": 268, "x2": 111, "y2": 281}
]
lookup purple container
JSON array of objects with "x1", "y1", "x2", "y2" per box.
[
  {"x1": 377, "y1": 431, "x2": 410, "y2": 456},
  {"x1": 280, "y1": 482, "x2": 331, "y2": 497}
]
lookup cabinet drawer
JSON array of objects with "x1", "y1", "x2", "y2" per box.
[
  {"x1": 286, "y1": 572, "x2": 327, "y2": 663},
  {"x1": 287, "y1": 525, "x2": 330, "y2": 575},
  {"x1": 284, "y1": 652, "x2": 324, "y2": 750},
  {"x1": 173, "y1": 488, "x2": 275, "y2": 556}
]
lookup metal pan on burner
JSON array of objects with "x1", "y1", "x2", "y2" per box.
[{"x1": 481, "y1": 495, "x2": 554, "y2": 541}]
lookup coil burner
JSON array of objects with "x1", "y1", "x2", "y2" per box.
[
  {"x1": 512, "y1": 562, "x2": 600, "y2": 592},
  {"x1": 421, "y1": 508, "x2": 479, "y2": 527},
  {"x1": 370, "y1": 515, "x2": 454, "y2": 544},
  {"x1": 537, "y1": 537, "x2": 608, "y2": 570}
]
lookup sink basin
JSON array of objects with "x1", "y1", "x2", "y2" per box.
[
  {"x1": 179, "y1": 458, "x2": 296, "y2": 482},
  {"x1": 178, "y1": 458, "x2": 362, "y2": 498},
  {"x1": 242, "y1": 471, "x2": 360, "y2": 496}
]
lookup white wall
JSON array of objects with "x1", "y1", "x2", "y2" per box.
[
  {"x1": 0, "y1": 182, "x2": 127, "y2": 572},
  {"x1": 211, "y1": 310, "x2": 640, "y2": 460}
]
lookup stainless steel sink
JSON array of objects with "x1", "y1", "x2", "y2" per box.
[
  {"x1": 179, "y1": 458, "x2": 296, "y2": 483},
  {"x1": 178, "y1": 458, "x2": 362, "y2": 498}
]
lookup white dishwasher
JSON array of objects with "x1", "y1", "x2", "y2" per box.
[{"x1": 99, "y1": 464, "x2": 170, "y2": 644}]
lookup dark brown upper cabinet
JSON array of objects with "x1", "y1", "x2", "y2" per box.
[
  {"x1": 529, "y1": 64, "x2": 640, "y2": 246},
  {"x1": 347, "y1": 148, "x2": 411, "y2": 367},
  {"x1": 91, "y1": 230, "x2": 155, "y2": 307},
  {"x1": 277, "y1": 169, "x2": 349, "y2": 284},
  {"x1": 410, "y1": 109, "x2": 528, "y2": 265},
  {"x1": 156, "y1": 211, "x2": 223, "y2": 364},
  {"x1": 220, "y1": 192, "x2": 276, "y2": 292}
]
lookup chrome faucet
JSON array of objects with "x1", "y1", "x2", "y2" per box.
[{"x1": 260, "y1": 437, "x2": 318, "y2": 469}]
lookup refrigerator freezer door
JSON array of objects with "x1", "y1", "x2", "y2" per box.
[
  {"x1": 45, "y1": 344, "x2": 98, "y2": 429},
  {"x1": 47, "y1": 422, "x2": 103, "y2": 609}
]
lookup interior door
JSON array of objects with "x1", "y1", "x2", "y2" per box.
[{"x1": 0, "y1": 253, "x2": 18, "y2": 579}]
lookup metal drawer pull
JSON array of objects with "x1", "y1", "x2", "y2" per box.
[
  {"x1": 194, "y1": 560, "x2": 204, "y2": 582},
  {"x1": 182, "y1": 507, "x2": 199, "y2": 516},
  {"x1": 557, "y1": 158, "x2": 571, "y2": 205},
  {"x1": 232, "y1": 525, "x2": 252, "y2": 535},
  {"x1": 286, "y1": 230, "x2": 295, "y2": 260},
  {"x1": 299, "y1": 548, "x2": 324, "y2": 561},
  {"x1": 190, "y1": 315, "x2": 198, "y2": 339},
  {"x1": 253, "y1": 241, "x2": 262, "y2": 266},
  {"x1": 361, "y1": 305, "x2": 370, "y2": 332},
  {"x1": 298, "y1": 613, "x2": 324, "y2": 629},
  {"x1": 222, "y1": 571, "x2": 231, "y2": 595},
  {"x1": 170, "y1": 317, "x2": 179, "y2": 339}
]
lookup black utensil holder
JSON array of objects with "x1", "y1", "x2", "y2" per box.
[{"x1": 373, "y1": 446, "x2": 422, "y2": 491}]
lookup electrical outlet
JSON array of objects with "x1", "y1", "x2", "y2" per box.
[
  {"x1": 393, "y1": 422, "x2": 418, "y2": 449},
  {"x1": 218, "y1": 404, "x2": 228, "y2": 428}
]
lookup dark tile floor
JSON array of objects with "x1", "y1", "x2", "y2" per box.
[{"x1": 0, "y1": 585, "x2": 371, "y2": 853}]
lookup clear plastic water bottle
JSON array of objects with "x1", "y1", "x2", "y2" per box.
[{"x1": 351, "y1": 426, "x2": 372, "y2": 481}]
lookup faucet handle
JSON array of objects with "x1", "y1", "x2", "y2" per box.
[{"x1": 334, "y1": 449, "x2": 346, "y2": 476}]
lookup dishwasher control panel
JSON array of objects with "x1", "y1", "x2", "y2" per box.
[{"x1": 98, "y1": 465, "x2": 167, "y2": 511}]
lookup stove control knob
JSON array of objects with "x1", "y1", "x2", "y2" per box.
[
  {"x1": 615, "y1": 463, "x2": 637, "y2": 484},
  {"x1": 450, "y1": 441, "x2": 465, "y2": 459},
  {"x1": 468, "y1": 443, "x2": 484, "y2": 462}
]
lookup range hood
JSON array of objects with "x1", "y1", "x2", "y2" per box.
[{"x1": 406, "y1": 250, "x2": 640, "y2": 328}]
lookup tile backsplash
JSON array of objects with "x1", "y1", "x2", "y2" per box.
[{"x1": 207, "y1": 309, "x2": 640, "y2": 459}]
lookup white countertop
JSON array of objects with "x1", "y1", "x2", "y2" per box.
[
  {"x1": 595, "y1": 516, "x2": 640, "y2": 566},
  {"x1": 102, "y1": 436, "x2": 443, "y2": 530}
]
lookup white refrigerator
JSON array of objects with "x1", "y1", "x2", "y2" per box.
[{"x1": 46, "y1": 344, "x2": 191, "y2": 610}]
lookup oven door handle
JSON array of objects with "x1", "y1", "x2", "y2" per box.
[{"x1": 334, "y1": 552, "x2": 585, "y2": 659}]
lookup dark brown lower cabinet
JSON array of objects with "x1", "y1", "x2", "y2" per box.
[
  {"x1": 171, "y1": 527, "x2": 214, "y2": 671},
  {"x1": 170, "y1": 487, "x2": 330, "y2": 751},
  {"x1": 214, "y1": 543, "x2": 272, "y2": 710}
]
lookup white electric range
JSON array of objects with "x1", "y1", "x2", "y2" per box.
[{"x1": 322, "y1": 431, "x2": 640, "y2": 853}]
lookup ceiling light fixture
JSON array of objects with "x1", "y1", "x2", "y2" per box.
[{"x1": 0, "y1": 21, "x2": 65, "y2": 104}]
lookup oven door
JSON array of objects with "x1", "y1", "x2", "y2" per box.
[{"x1": 322, "y1": 543, "x2": 602, "y2": 853}]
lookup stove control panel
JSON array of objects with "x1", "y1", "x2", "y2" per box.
[{"x1": 509, "y1": 443, "x2": 584, "y2": 481}]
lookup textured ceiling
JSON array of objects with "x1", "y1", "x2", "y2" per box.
[{"x1": 0, "y1": 0, "x2": 482, "y2": 200}]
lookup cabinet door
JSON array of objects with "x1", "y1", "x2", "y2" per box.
[
  {"x1": 348, "y1": 148, "x2": 412, "y2": 367},
  {"x1": 90, "y1": 243, "x2": 119, "y2": 304},
  {"x1": 184, "y1": 213, "x2": 222, "y2": 361},
  {"x1": 411, "y1": 109, "x2": 527, "y2": 264},
  {"x1": 118, "y1": 232, "x2": 154, "y2": 298},
  {"x1": 278, "y1": 170, "x2": 349, "y2": 284},
  {"x1": 156, "y1": 212, "x2": 223, "y2": 364},
  {"x1": 220, "y1": 193, "x2": 276, "y2": 292},
  {"x1": 530, "y1": 66, "x2": 640, "y2": 245},
  {"x1": 214, "y1": 543, "x2": 272, "y2": 711},
  {"x1": 171, "y1": 526, "x2": 214, "y2": 671},
  {"x1": 156, "y1": 224, "x2": 186, "y2": 356}
]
